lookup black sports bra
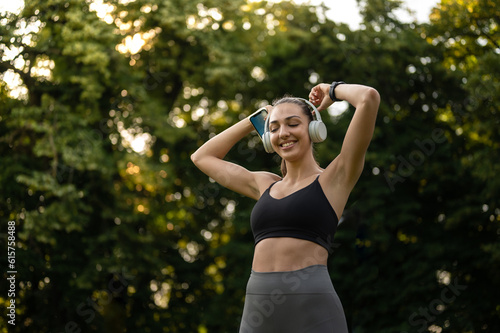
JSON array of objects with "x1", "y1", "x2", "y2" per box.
[{"x1": 250, "y1": 176, "x2": 339, "y2": 253}]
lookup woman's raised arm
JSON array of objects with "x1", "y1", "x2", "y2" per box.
[
  {"x1": 191, "y1": 114, "x2": 279, "y2": 200},
  {"x1": 310, "y1": 83, "x2": 380, "y2": 191}
]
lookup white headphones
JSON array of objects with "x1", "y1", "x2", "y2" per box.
[{"x1": 262, "y1": 98, "x2": 327, "y2": 153}]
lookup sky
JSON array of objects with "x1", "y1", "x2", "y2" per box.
[
  {"x1": 293, "y1": 0, "x2": 440, "y2": 28},
  {"x1": 1, "y1": 0, "x2": 440, "y2": 29}
]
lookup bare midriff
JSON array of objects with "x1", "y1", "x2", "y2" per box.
[{"x1": 252, "y1": 237, "x2": 329, "y2": 272}]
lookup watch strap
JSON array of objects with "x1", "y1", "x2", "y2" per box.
[{"x1": 329, "y1": 81, "x2": 346, "y2": 102}]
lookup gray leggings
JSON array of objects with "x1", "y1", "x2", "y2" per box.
[{"x1": 239, "y1": 265, "x2": 348, "y2": 333}]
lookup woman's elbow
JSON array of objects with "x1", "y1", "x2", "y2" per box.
[
  {"x1": 363, "y1": 88, "x2": 380, "y2": 106},
  {"x1": 191, "y1": 150, "x2": 201, "y2": 166},
  {"x1": 191, "y1": 149, "x2": 212, "y2": 170}
]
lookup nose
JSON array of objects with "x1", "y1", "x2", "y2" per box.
[{"x1": 279, "y1": 126, "x2": 290, "y2": 139}]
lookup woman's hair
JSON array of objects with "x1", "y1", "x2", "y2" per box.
[{"x1": 271, "y1": 95, "x2": 318, "y2": 177}]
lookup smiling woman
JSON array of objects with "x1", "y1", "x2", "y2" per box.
[{"x1": 191, "y1": 80, "x2": 380, "y2": 332}]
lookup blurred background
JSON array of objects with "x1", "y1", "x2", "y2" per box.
[{"x1": 0, "y1": 0, "x2": 499, "y2": 332}]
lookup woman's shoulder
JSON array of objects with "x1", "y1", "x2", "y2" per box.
[{"x1": 253, "y1": 171, "x2": 282, "y2": 195}]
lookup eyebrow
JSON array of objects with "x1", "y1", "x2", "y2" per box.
[{"x1": 269, "y1": 115, "x2": 301, "y2": 124}]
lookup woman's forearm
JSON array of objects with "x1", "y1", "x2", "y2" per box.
[
  {"x1": 333, "y1": 83, "x2": 379, "y2": 108},
  {"x1": 191, "y1": 117, "x2": 254, "y2": 163},
  {"x1": 310, "y1": 82, "x2": 379, "y2": 111}
]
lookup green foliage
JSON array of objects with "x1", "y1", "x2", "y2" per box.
[{"x1": 0, "y1": 0, "x2": 499, "y2": 332}]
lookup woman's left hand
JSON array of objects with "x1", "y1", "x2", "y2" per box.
[{"x1": 309, "y1": 83, "x2": 333, "y2": 111}]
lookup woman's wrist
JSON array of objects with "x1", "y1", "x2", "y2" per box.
[
  {"x1": 329, "y1": 81, "x2": 346, "y2": 102},
  {"x1": 240, "y1": 116, "x2": 257, "y2": 135}
]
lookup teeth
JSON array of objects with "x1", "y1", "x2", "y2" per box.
[{"x1": 281, "y1": 142, "x2": 295, "y2": 148}]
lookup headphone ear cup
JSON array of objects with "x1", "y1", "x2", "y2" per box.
[
  {"x1": 262, "y1": 132, "x2": 274, "y2": 153},
  {"x1": 309, "y1": 120, "x2": 327, "y2": 143}
]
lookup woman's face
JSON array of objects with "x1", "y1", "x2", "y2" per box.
[{"x1": 268, "y1": 103, "x2": 311, "y2": 160}]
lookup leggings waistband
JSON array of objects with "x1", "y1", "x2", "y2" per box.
[{"x1": 247, "y1": 265, "x2": 334, "y2": 295}]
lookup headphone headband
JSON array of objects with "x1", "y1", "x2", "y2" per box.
[{"x1": 296, "y1": 98, "x2": 323, "y2": 122}]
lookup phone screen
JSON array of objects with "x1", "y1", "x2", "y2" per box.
[{"x1": 249, "y1": 108, "x2": 268, "y2": 138}]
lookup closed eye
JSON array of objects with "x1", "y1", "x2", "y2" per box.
[
  {"x1": 270, "y1": 123, "x2": 299, "y2": 133},
  {"x1": 269, "y1": 116, "x2": 303, "y2": 133}
]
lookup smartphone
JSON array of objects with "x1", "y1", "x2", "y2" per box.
[{"x1": 249, "y1": 107, "x2": 268, "y2": 139}]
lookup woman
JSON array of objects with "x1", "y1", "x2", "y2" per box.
[{"x1": 191, "y1": 81, "x2": 380, "y2": 332}]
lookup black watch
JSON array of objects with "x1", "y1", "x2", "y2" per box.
[{"x1": 329, "y1": 81, "x2": 346, "y2": 102}]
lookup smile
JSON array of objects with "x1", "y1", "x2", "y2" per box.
[{"x1": 280, "y1": 141, "x2": 296, "y2": 148}]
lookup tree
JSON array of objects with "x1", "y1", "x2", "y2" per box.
[
  {"x1": 1, "y1": 0, "x2": 297, "y2": 331},
  {"x1": 1, "y1": 0, "x2": 498, "y2": 332}
]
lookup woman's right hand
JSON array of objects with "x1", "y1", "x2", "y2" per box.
[{"x1": 264, "y1": 105, "x2": 273, "y2": 119}]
